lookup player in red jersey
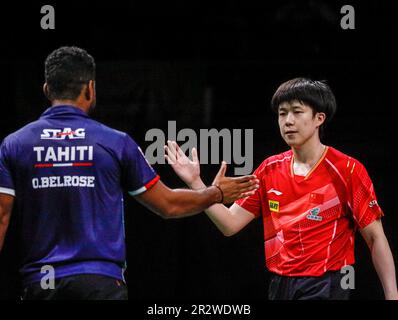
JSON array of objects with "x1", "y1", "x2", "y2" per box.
[{"x1": 164, "y1": 78, "x2": 398, "y2": 300}]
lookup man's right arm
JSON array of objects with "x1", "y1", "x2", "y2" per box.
[
  {"x1": 135, "y1": 180, "x2": 221, "y2": 218},
  {"x1": 122, "y1": 135, "x2": 258, "y2": 219},
  {"x1": 135, "y1": 176, "x2": 257, "y2": 220}
]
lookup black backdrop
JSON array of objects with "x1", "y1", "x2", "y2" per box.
[{"x1": 0, "y1": 0, "x2": 397, "y2": 301}]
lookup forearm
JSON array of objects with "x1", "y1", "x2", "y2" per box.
[
  {"x1": 161, "y1": 186, "x2": 222, "y2": 218},
  {"x1": 0, "y1": 194, "x2": 14, "y2": 251},
  {"x1": 0, "y1": 229, "x2": 6, "y2": 251},
  {"x1": 370, "y1": 235, "x2": 398, "y2": 299},
  {"x1": 0, "y1": 216, "x2": 10, "y2": 251},
  {"x1": 189, "y1": 179, "x2": 249, "y2": 236}
]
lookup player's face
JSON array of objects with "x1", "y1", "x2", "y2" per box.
[{"x1": 278, "y1": 100, "x2": 324, "y2": 147}]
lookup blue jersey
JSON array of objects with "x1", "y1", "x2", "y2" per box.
[{"x1": 0, "y1": 105, "x2": 159, "y2": 286}]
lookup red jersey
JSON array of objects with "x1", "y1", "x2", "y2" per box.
[{"x1": 235, "y1": 146, "x2": 383, "y2": 277}]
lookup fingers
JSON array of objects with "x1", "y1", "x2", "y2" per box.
[
  {"x1": 165, "y1": 152, "x2": 176, "y2": 165},
  {"x1": 231, "y1": 175, "x2": 256, "y2": 180},
  {"x1": 239, "y1": 177, "x2": 259, "y2": 184},
  {"x1": 240, "y1": 183, "x2": 259, "y2": 193},
  {"x1": 232, "y1": 176, "x2": 260, "y2": 185},
  {"x1": 167, "y1": 140, "x2": 176, "y2": 155},
  {"x1": 192, "y1": 147, "x2": 199, "y2": 164},
  {"x1": 164, "y1": 141, "x2": 177, "y2": 164},
  {"x1": 239, "y1": 190, "x2": 256, "y2": 198},
  {"x1": 174, "y1": 141, "x2": 186, "y2": 159},
  {"x1": 165, "y1": 140, "x2": 190, "y2": 162},
  {"x1": 167, "y1": 140, "x2": 182, "y2": 157},
  {"x1": 216, "y1": 161, "x2": 227, "y2": 179},
  {"x1": 237, "y1": 184, "x2": 260, "y2": 200},
  {"x1": 238, "y1": 180, "x2": 260, "y2": 188},
  {"x1": 164, "y1": 147, "x2": 176, "y2": 164}
]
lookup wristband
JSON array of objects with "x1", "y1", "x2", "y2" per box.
[{"x1": 213, "y1": 185, "x2": 224, "y2": 203}]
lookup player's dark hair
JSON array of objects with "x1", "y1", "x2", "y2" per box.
[
  {"x1": 271, "y1": 78, "x2": 337, "y2": 137},
  {"x1": 44, "y1": 46, "x2": 96, "y2": 101}
]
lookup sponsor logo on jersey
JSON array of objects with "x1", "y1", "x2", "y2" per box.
[
  {"x1": 267, "y1": 188, "x2": 283, "y2": 196},
  {"x1": 269, "y1": 200, "x2": 280, "y2": 212},
  {"x1": 40, "y1": 128, "x2": 86, "y2": 140},
  {"x1": 306, "y1": 207, "x2": 323, "y2": 221},
  {"x1": 369, "y1": 200, "x2": 378, "y2": 208}
]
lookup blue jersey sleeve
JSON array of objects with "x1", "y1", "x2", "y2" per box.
[
  {"x1": 0, "y1": 138, "x2": 16, "y2": 196},
  {"x1": 121, "y1": 135, "x2": 159, "y2": 196}
]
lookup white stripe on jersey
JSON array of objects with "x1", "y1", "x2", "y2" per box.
[
  {"x1": 0, "y1": 187, "x2": 16, "y2": 196},
  {"x1": 128, "y1": 186, "x2": 147, "y2": 196}
]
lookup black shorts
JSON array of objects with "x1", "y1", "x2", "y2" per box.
[
  {"x1": 268, "y1": 270, "x2": 351, "y2": 300},
  {"x1": 21, "y1": 274, "x2": 128, "y2": 300}
]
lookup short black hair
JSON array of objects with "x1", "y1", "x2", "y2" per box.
[
  {"x1": 271, "y1": 78, "x2": 337, "y2": 135},
  {"x1": 44, "y1": 46, "x2": 96, "y2": 100}
]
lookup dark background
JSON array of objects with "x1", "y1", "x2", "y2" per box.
[{"x1": 0, "y1": 0, "x2": 397, "y2": 301}]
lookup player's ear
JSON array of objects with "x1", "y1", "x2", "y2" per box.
[
  {"x1": 43, "y1": 83, "x2": 50, "y2": 99},
  {"x1": 84, "y1": 80, "x2": 94, "y2": 101},
  {"x1": 316, "y1": 112, "x2": 326, "y2": 127}
]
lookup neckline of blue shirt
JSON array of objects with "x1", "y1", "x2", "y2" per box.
[{"x1": 40, "y1": 105, "x2": 89, "y2": 119}]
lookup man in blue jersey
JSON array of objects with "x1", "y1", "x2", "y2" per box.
[{"x1": 0, "y1": 46, "x2": 259, "y2": 300}]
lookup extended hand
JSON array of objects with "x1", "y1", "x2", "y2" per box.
[
  {"x1": 212, "y1": 161, "x2": 259, "y2": 204},
  {"x1": 164, "y1": 140, "x2": 200, "y2": 186}
]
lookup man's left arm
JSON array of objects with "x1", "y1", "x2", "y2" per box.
[
  {"x1": 360, "y1": 219, "x2": 398, "y2": 300},
  {"x1": 0, "y1": 193, "x2": 14, "y2": 252}
]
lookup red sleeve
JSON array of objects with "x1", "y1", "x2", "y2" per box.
[
  {"x1": 234, "y1": 163, "x2": 265, "y2": 218},
  {"x1": 348, "y1": 160, "x2": 383, "y2": 229}
]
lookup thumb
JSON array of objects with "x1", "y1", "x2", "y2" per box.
[
  {"x1": 216, "y1": 161, "x2": 227, "y2": 179},
  {"x1": 192, "y1": 147, "x2": 199, "y2": 164}
]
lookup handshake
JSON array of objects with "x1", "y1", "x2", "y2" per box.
[{"x1": 164, "y1": 140, "x2": 259, "y2": 204}]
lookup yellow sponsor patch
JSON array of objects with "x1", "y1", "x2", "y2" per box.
[{"x1": 268, "y1": 200, "x2": 279, "y2": 212}]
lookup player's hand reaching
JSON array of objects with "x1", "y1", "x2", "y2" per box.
[
  {"x1": 164, "y1": 140, "x2": 200, "y2": 186},
  {"x1": 165, "y1": 140, "x2": 259, "y2": 204},
  {"x1": 212, "y1": 161, "x2": 259, "y2": 204}
]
